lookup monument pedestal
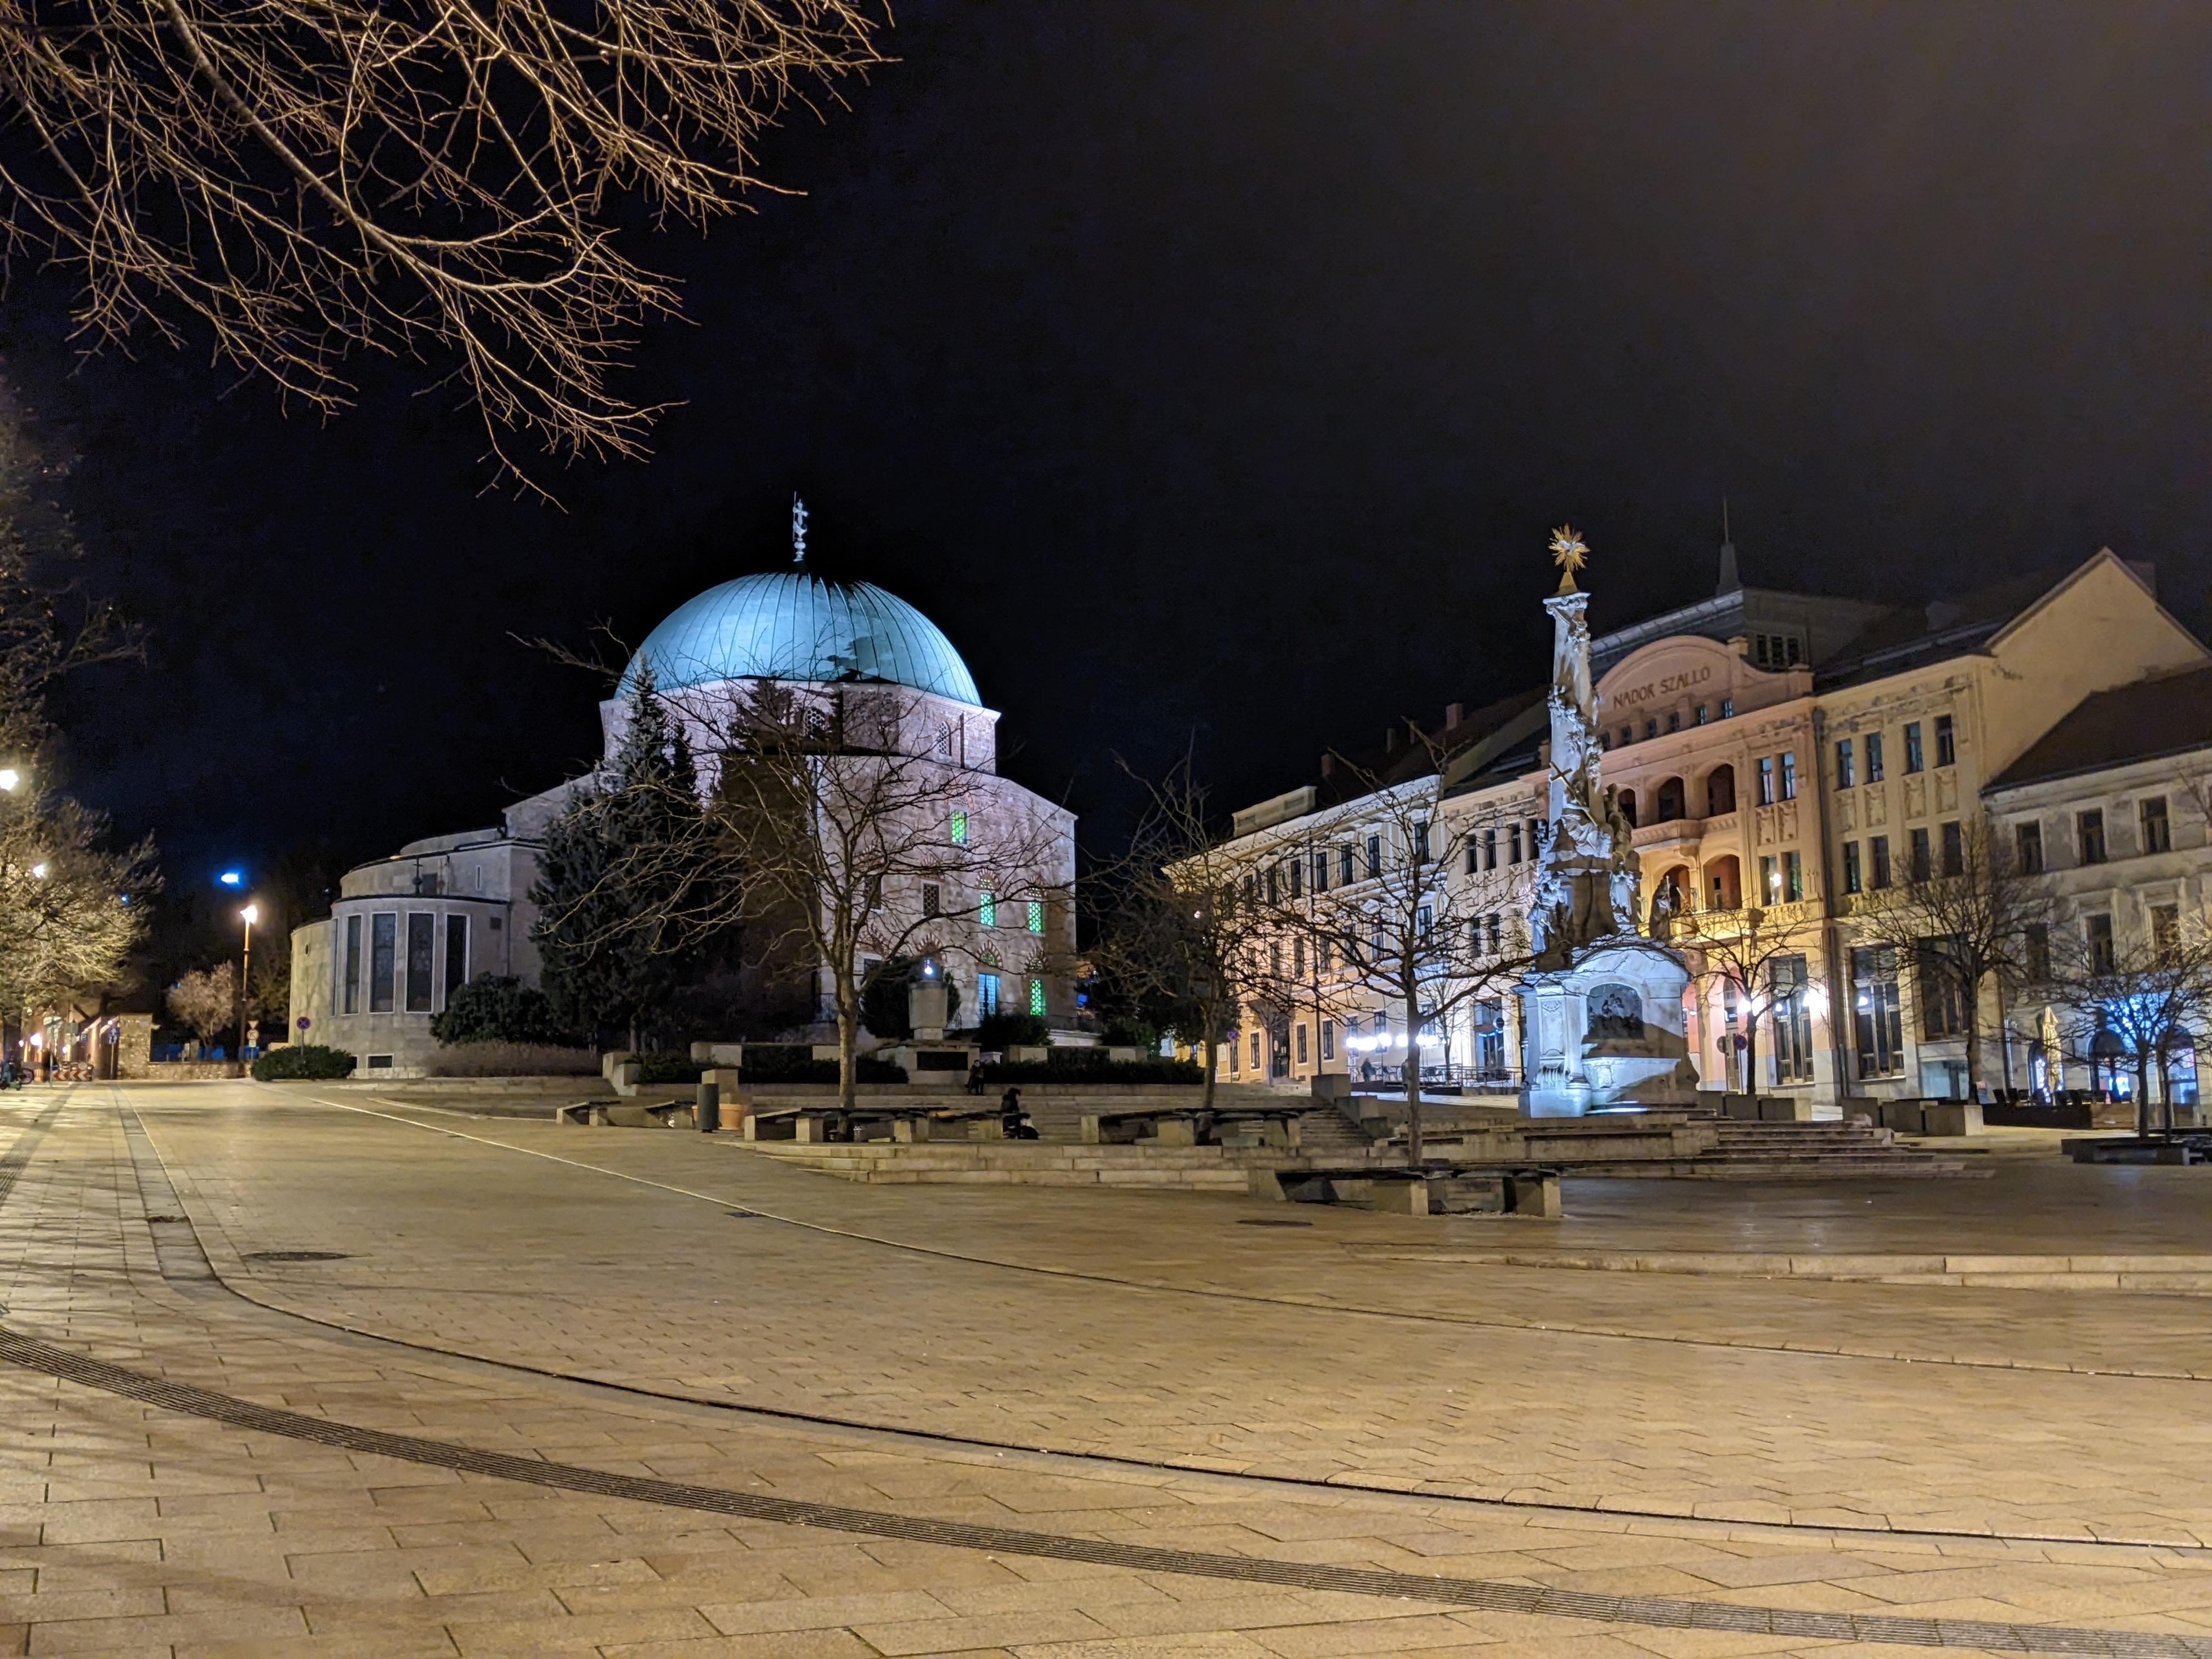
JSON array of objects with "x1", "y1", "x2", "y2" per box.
[{"x1": 1519, "y1": 942, "x2": 1695, "y2": 1117}]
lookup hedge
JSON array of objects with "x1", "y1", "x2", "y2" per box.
[{"x1": 251, "y1": 1045, "x2": 357, "y2": 1081}]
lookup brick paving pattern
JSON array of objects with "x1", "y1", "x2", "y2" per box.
[{"x1": 0, "y1": 1082, "x2": 2207, "y2": 1654}]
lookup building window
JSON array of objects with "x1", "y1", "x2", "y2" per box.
[
  {"x1": 1852, "y1": 946, "x2": 1904, "y2": 1078},
  {"x1": 1464, "y1": 840, "x2": 1480, "y2": 877},
  {"x1": 2153, "y1": 903, "x2": 2181, "y2": 958},
  {"x1": 1321, "y1": 1019, "x2": 1335, "y2": 1062},
  {"x1": 1865, "y1": 731, "x2": 1885, "y2": 782},
  {"x1": 1312, "y1": 849, "x2": 1330, "y2": 893},
  {"x1": 1416, "y1": 903, "x2": 1434, "y2": 943},
  {"x1": 2024, "y1": 923, "x2": 2050, "y2": 983},
  {"x1": 1695, "y1": 704, "x2": 1709, "y2": 726},
  {"x1": 1940, "y1": 820, "x2": 1963, "y2": 877},
  {"x1": 1869, "y1": 835, "x2": 1892, "y2": 889},
  {"x1": 1481, "y1": 827, "x2": 1498, "y2": 870},
  {"x1": 1507, "y1": 823, "x2": 1522, "y2": 864},
  {"x1": 1366, "y1": 834, "x2": 1382, "y2": 878},
  {"x1": 922, "y1": 883, "x2": 941, "y2": 918},
  {"x1": 1759, "y1": 854, "x2": 1780, "y2": 904},
  {"x1": 977, "y1": 973, "x2": 1000, "y2": 1017},
  {"x1": 1770, "y1": 955, "x2": 1814, "y2": 1083},
  {"x1": 1250, "y1": 1029, "x2": 1262, "y2": 1070},
  {"x1": 979, "y1": 889, "x2": 997, "y2": 928},
  {"x1": 950, "y1": 809, "x2": 969, "y2": 845},
  {"x1": 2016, "y1": 821, "x2": 2043, "y2": 873},
  {"x1": 1842, "y1": 840, "x2": 1862, "y2": 895},
  {"x1": 2078, "y1": 809, "x2": 2107, "y2": 865},
  {"x1": 934, "y1": 720, "x2": 954, "y2": 761},
  {"x1": 1618, "y1": 725, "x2": 1632, "y2": 747},
  {"x1": 1026, "y1": 898, "x2": 1045, "y2": 934},
  {"x1": 1904, "y1": 721, "x2": 1924, "y2": 774},
  {"x1": 1295, "y1": 1023, "x2": 1309, "y2": 1066},
  {"x1": 442, "y1": 915, "x2": 468, "y2": 1010},
  {"x1": 1916, "y1": 938, "x2": 1968, "y2": 1039},
  {"x1": 1266, "y1": 865, "x2": 1279, "y2": 904},
  {"x1": 1638, "y1": 718, "x2": 1654, "y2": 741},
  {"x1": 1666, "y1": 710, "x2": 1681, "y2": 733},
  {"x1": 1782, "y1": 849, "x2": 1803, "y2": 901},
  {"x1": 1339, "y1": 844, "x2": 1356, "y2": 886},
  {"x1": 342, "y1": 915, "x2": 362, "y2": 1015},
  {"x1": 1720, "y1": 697, "x2": 1735, "y2": 719},
  {"x1": 369, "y1": 913, "x2": 397, "y2": 1013},
  {"x1": 1756, "y1": 756, "x2": 1776, "y2": 806},
  {"x1": 1835, "y1": 738, "x2": 1855, "y2": 789},
  {"x1": 1487, "y1": 913, "x2": 1503, "y2": 955},
  {"x1": 1287, "y1": 857, "x2": 1302, "y2": 899},
  {"x1": 1028, "y1": 976, "x2": 1046, "y2": 1017},
  {"x1": 1779, "y1": 752, "x2": 1797, "y2": 800},
  {"x1": 405, "y1": 914, "x2": 435, "y2": 1013},
  {"x1": 1934, "y1": 713, "x2": 1955, "y2": 767},
  {"x1": 1228, "y1": 1032, "x2": 1240, "y2": 1074},
  {"x1": 1292, "y1": 937, "x2": 1306, "y2": 978},
  {"x1": 2142, "y1": 796, "x2": 2172, "y2": 855},
  {"x1": 2087, "y1": 912, "x2": 2116, "y2": 974},
  {"x1": 1908, "y1": 826, "x2": 1931, "y2": 881}
]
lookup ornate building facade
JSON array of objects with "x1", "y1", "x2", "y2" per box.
[{"x1": 1211, "y1": 541, "x2": 2211, "y2": 1110}]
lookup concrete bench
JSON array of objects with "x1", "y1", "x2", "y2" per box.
[
  {"x1": 1250, "y1": 1164, "x2": 1562, "y2": 1218},
  {"x1": 1082, "y1": 1108, "x2": 1203, "y2": 1146},
  {"x1": 1081, "y1": 1107, "x2": 1304, "y2": 1149},
  {"x1": 556, "y1": 1099, "x2": 695, "y2": 1129}
]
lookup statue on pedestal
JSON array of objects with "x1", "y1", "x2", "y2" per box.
[{"x1": 1514, "y1": 527, "x2": 1696, "y2": 1115}]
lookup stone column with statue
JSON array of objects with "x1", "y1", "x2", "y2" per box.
[{"x1": 1516, "y1": 528, "x2": 1698, "y2": 1115}]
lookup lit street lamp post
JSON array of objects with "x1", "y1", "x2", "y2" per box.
[{"x1": 236, "y1": 904, "x2": 258, "y2": 1066}]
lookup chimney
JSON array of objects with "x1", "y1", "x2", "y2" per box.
[
  {"x1": 1319, "y1": 753, "x2": 1336, "y2": 780},
  {"x1": 1445, "y1": 702, "x2": 1465, "y2": 730},
  {"x1": 1385, "y1": 726, "x2": 1400, "y2": 755}
]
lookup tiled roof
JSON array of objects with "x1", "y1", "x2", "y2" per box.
[{"x1": 1986, "y1": 664, "x2": 2212, "y2": 791}]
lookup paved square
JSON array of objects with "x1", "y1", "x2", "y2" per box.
[{"x1": 1, "y1": 1082, "x2": 2210, "y2": 1656}]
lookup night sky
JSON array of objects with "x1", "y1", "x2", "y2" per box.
[{"x1": 6, "y1": 2, "x2": 2207, "y2": 914}]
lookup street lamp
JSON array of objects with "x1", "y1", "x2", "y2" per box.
[
  {"x1": 236, "y1": 904, "x2": 258, "y2": 1065},
  {"x1": 0, "y1": 768, "x2": 21, "y2": 793}
]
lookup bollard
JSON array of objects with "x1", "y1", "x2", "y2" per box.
[{"x1": 697, "y1": 1081, "x2": 721, "y2": 1134}]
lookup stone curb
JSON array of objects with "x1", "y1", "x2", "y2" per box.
[{"x1": 1346, "y1": 1245, "x2": 2212, "y2": 1294}]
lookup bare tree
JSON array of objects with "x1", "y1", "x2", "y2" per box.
[
  {"x1": 1664, "y1": 899, "x2": 1821, "y2": 1097},
  {"x1": 1252, "y1": 739, "x2": 1533, "y2": 1163},
  {"x1": 1850, "y1": 817, "x2": 2052, "y2": 1101},
  {"x1": 1091, "y1": 751, "x2": 1267, "y2": 1113},
  {"x1": 0, "y1": 791, "x2": 152, "y2": 1012},
  {"x1": 164, "y1": 960, "x2": 234, "y2": 1048},
  {"x1": 2049, "y1": 906, "x2": 2212, "y2": 1138},
  {"x1": 555, "y1": 681, "x2": 1066, "y2": 1111},
  {"x1": 0, "y1": 0, "x2": 884, "y2": 487}
]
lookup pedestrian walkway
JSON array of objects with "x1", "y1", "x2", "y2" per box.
[{"x1": 4, "y1": 1082, "x2": 2212, "y2": 1655}]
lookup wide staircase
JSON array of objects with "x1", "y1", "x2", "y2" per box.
[{"x1": 1418, "y1": 1110, "x2": 1983, "y2": 1179}]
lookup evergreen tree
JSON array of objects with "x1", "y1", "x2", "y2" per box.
[{"x1": 530, "y1": 668, "x2": 720, "y2": 1048}]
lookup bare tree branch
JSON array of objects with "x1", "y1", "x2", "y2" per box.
[{"x1": 0, "y1": 0, "x2": 887, "y2": 493}]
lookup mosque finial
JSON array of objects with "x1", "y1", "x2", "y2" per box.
[{"x1": 791, "y1": 494, "x2": 809, "y2": 565}]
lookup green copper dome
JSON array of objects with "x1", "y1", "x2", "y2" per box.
[{"x1": 627, "y1": 572, "x2": 980, "y2": 705}]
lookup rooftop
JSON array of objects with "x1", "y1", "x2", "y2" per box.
[{"x1": 1986, "y1": 662, "x2": 2212, "y2": 792}]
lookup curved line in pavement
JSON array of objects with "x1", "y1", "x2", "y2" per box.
[
  {"x1": 114, "y1": 1089, "x2": 2203, "y2": 1554},
  {"x1": 0, "y1": 1324, "x2": 2200, "y2": 1659}
]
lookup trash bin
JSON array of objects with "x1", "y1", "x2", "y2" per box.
[{"x1": 697, "y1": 1081, "x2": 720, "y2": 1134}]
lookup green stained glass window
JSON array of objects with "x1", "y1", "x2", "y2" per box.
[
  {"x1": 1026, "y1": 898, "x2": 1044, "y2": 934},
  {"x1": 950, "y1": 810, "x2": 969, "y2": 845},
  {"x1": 1028, "y1": 977, "x2": 1046, "y2": 1017},
  {"x1": 978, "y1": 889, "x2": 996, "y2": 927}
]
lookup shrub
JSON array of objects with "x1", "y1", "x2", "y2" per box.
[
  {"x1": 430, "y1": 974, "x2": 577, "y2": 1047},
  {"x1": 251, "y1": 1045, "x2": 356, "y2": 1081},
  {"x1": 974, "y1": 1012, "x2": 1049, "y2": 1052},
  {"x1": 979, "y1": 1052, "x2": 1204, "y2": 1086},
  {"x1": 637, "y1": 1050, "x2": 704, "y2": 1084},
  {"x1": 424, "y1": 1042, "x2": 600, "y2": 1077}
]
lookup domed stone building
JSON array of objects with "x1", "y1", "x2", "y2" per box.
[{"x1": 292, "y1": 530, "x2": 1076, "y2": 1075}]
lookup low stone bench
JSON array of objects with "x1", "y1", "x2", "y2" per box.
[
  {"x1": 1082, "y1": 1108, "x2": 1202, "y2": 1146},
  {"x1": 556, "y1": 1098, "x2": 695, "y2": 1129},
  {"x1": 1081, "y1": 1106, "x2": 1304, "y2": 1149},
  {"x1": 1250, "y1": 1163, "x2": 1562, "y2": 1218}
]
